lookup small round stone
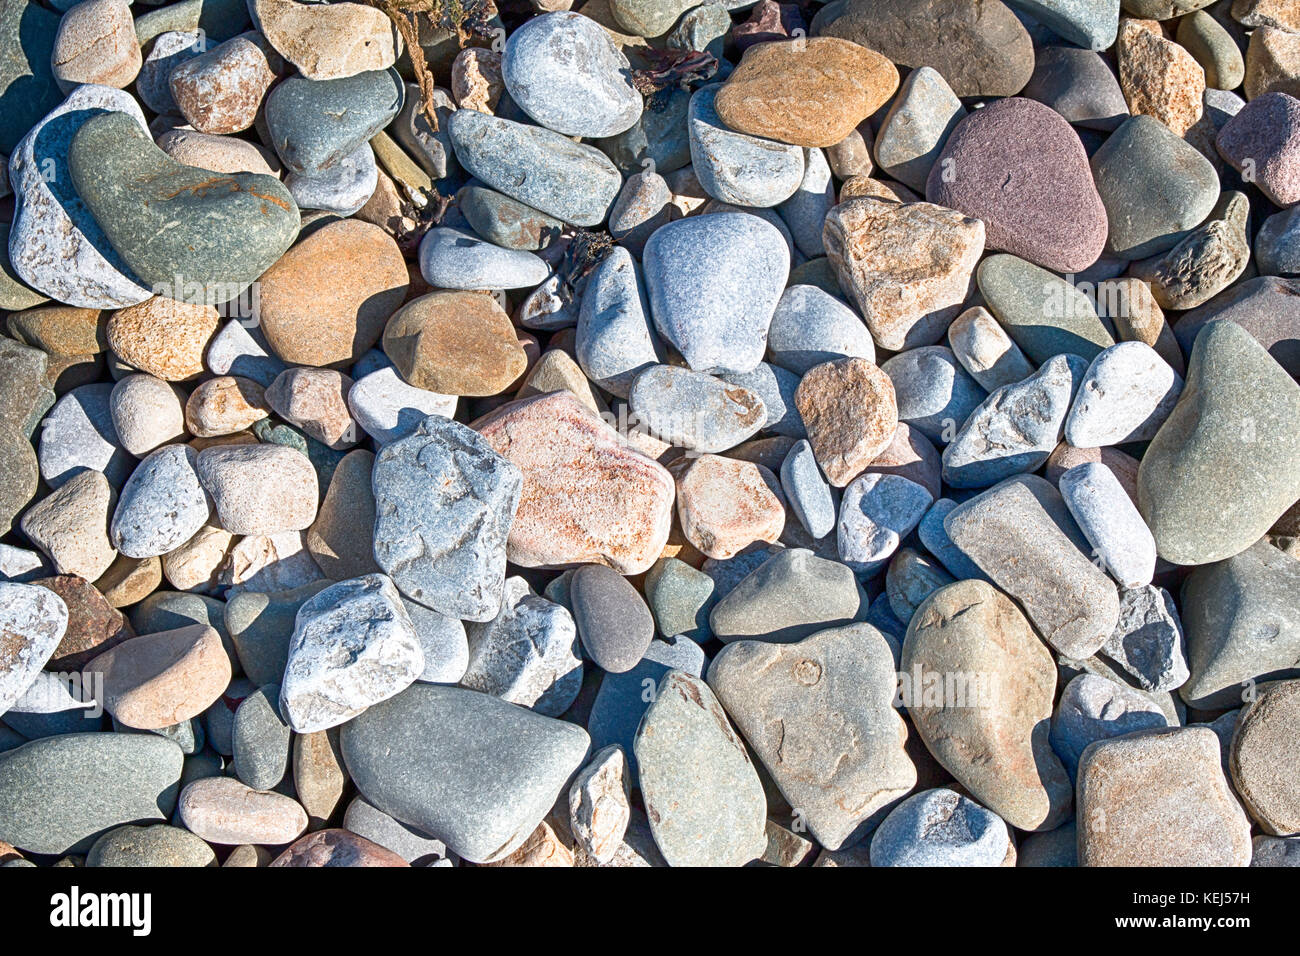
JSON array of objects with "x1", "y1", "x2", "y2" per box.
[
  {"x1": 570, "y1": 564, "x2": 654, "y2": 674},
  {"x1": 177, "y1": 775, "x2": 308, "y2": 846}
]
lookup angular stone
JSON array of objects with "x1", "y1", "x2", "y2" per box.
[
  {"x1": 0, "y1": 581, "x2": 68, "y2": 713},
  {"x1": 1117, "y1": 16, "x2": 1206, "y2": 138},
  {"x1": 837, "y1": 473, "x2": 932, "y2": 576},
  {"x1": 675, "y1": 454, "x2": 785, "y2": 561},
  {"x1": 169, "y1": 31, "x2": 280, "y2": 135},
  {"x1": 568, "y1": 745, "x2": 631, "y2": 864},
  {"x1": 196, "y1": 443, "x2": 319, "y2": 536},
  {"x1": 795, "y1": 357, "x2": 898, "y2": 487},
  {"x1": 1103, "y1": 585, "x2": 1188, "y2": 692},
  {"x1": 1130, "y1": 191, "x2": 1250, "y2": 310}
]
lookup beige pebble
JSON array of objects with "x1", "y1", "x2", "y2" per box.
[
  {"x1": 265, "y1": 368, "x2": 358, "y2": 450},
  {"x1": 794, "y1": 357, "x2": 899, "y2": 487},
  {"x1": 107, "y1": 297, "x2": 219, "y2": 381},
  {"x1": 20, "y1": 470, "x2": 118, "y2": 581},
  {"x1": 1117, "y1": 17, "x2": 1206, "y2": 138},
  {"x1": 270, "y1": 828, "x2": 409, "y2": 867},
  {"x1": 109, "y1": 374, "x2": 187, "y2": 456},
  {"x1": 515, "y1": 349, "x2": 604, "y2": 414},
  {"x1": 222, "y1": 844, "x2": 272, "y2": 867},
  {"x1": 383, "y1": 291, "x2": 529, "y2": 397},
  {"x1": 156, "y1": 128, "x2": 281, "y2": 176},
  {"x1": 481, "y1": 821, "x2": 573, "y2": 867},
  {"x1": 1230, "y1": 679, "x2": 1300, "y2": 836},
  {"x1": 451, "y1": 47, "x2": 504, "y2": 113},
  {"x1": 185, "y1": 376, "x2": 270, "y2": 437},
  {"x1": 675, "y1": 455, "x2": 785, "y2": 560},
  {"x1": 1245, "y1": 24, "x2": 1300, "y2": 100},
  {"x1": 307, "y1": 449, "x2": 379, "y2": 581},
  {"x1": 178, "y1": 776, "x2": 309, "y2": 845},
  {"x1": 94, "y1": 553, "x2": 162, "y2": 608},
  {"x1": 162, "y1": 523, "x2": 234, "y2": 592},
  {"x1": 85, "y1": 623, "x2": 231, "y2": 730},
  {"x1": 1096, "y1": 277, "x2": 1185, "y2": 377},
  {"x1": 195, "y1": 443, "x2": 319, "y2": 535},
  {"x1": 51, "y1": 0, "x2": 142, "y2": 92},
  {"x1": 293, "y1": 728, "x2": 349, "y2": 830},
  {"x1": 251, "y1": 0, "x2": 401, "y2": 81}
]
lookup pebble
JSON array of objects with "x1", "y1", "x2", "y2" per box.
[
  {"x1": 0, "y1": 581, "x2": 68, "y2": 713},
  {"x1": 644, "y1": 213, "x2": 788, "y2": 375},
  {"x1": 177, "y1": 775, "x2": 308, "y2": 845},
  {"x1": 945, "y1": 475, "x2": 1120, "y2": 659},
  {"x1": 1230, "y1": 679, "x2": 1300, "y2": 835},
  {"x1": 870, "y1": 788, "x2": 1010, "y2": 867},
  {"x1": 1076, "y1": 727, "x2": 1252, "y2": 866},
  {"x1": 1256, "y1": 208, "x2": 1300, "y2": 277},
  {"x1": 1131, "y1": 190, "x2": 1251, "y2": 310},
  {"x1": 635, "y1": 670, "x2": 767, "y2": 867},
  {"x1": 905, "y1": 579, "x2": 1072, "y2": 830},
  {"x1": 1174, "y1": 275, "x2": 1300, "y2": 379},
  {"x1": 766, "y1": 284, "x2": 875, "y2": 376},
  {"x1": 304, "y1": 449, "x2": 377, "y2": 580},
  {"x1": 795, "y1": 357, "x2": 898, "y2": 487},
  {"x1": 780, "y1": 439, "x2": 836, "y2": 539},
  {"x1": 710, "y1": 547, "x2": 866, "y2": 644},
  {"x1": 232, "y1": 683, "x2": 290, "y2": 790},
  {"x1": 265, "y1": 68, "x2": 403, "y2": 176},
  {"x1": 342, "y1": 796, "x2": 454, "y2": 866},
  {"x1": 714, "y1": 37, "x2": 898, "y2": 149},
  {"x1": 1102, "y1": 584, "x2": 1189, "y2": 692},
  {"x1": 1178, "y1": 10, "x2": 1245, "y2": 91},
  {"x1": 823, "y1": 0, "x2": 1034, "y2": 97},
  {"x1": 628, "y1": 365, "x2": 765, "y2": 453},
  {"x1": 1179, "y1": 538, "x2": 1300, "y2": 709},
  {"x1": 1091, "y1": 114, "x2": 1221, "y2": 260},
  {"x1": 285, "y1": 142, "x2": 378, "y2": 216},
  {"x1": 203, "y1": 321, "x2": 286, "y2": 389},
  {"x1": 942, "y1": 354, "x2": 1086, "y2": 489},
  {"x1": 1116, "y1": 16, "x2": 1206, "y2": 138},
  {"x1": 976, "y1": 255, "x2": 1114, "y2": 365},
  {"x1": 885, "y1": 547, "x2": 954, "y2": 623},
  {"x1": 163, "y1": 523, "x2": 233, "y2": 593},
  {"x1": 1065, "y1": 341, "x2": 1183, "y2": 448},
  {"x1": 195, "y1": 443, "x2": 319, "y2": 535},
  {"x1": 169, "y1": 31, "x2": 281, "y2": 135},
  {"x1": 185, "y1": 376, "x2": 269, "y2": 438},
  {"x1": 1137, "y1": 321, "x2": 1300, "y2": 566},
  {"x1": 371, "y1": 414, "x2": 520, "y2": 621},
  {"x1": 110, "y1": 444, "x2": 212, "y2": 558},
  {"x1": 109, "y1": 375, "x2": 186, "y2": 456},
  {"x1": 1023, "y1": 44, "x2": 1128, "y2": 131},
  {"x1": 86, "y1": 624, "x2": 230, "y2": 730},
  {"x1": 20, "y1": 469, "x2": 118, "y2": 582},
  {"x1": 462, "y1": 576, "x2": 581, "y2": 716},
  {"x1": 825, "y1": 197, "x2": 984, "y2": 351},
  {"x1": 609, "y1": 170, "x2": 674, "y2": 257},
  {"x1": 8, "y1": 86, "x2": 154, "y2": 308},
  {"x1": 686, "y1": 84, "x2": 805, "y2": 208},
  {"x1": 265, "y1": 368, "x2": 357, "y2": 451},
  {"x1": 347, "y1": 366, "x2": 457, "y2": 445},
  {"x1": 403, "y1": 599, "x2": 468, "y2": 685},
  {"x1": 575, "y1": 246, "x2": 662, "y2": 398},
  {"x1": 473, "y1": 391, "x2": 675, "y2": 576},
  {"x1": 882, "y1": 346, "x2": 986, "y2": 446},
  {"x1": 156, "y1": 127, "x2": 280, "y2": 176},
  {"x1": 447, "y1": 108, "x2": 621, "y2": 226},
  {"x1": 86, "y1": 824, "x2": 217, "y2": 868},
  {"x1": 570, "y1": 564, "x2": 654, "y2": 673},
  {"x1": 50, "y1": 0, "x2": 140, "y2": 92},
  {"x1": 0, "y1": 733, "x2": 182, "y2": 855},
  {"x1": 643, "y1": 557, "x2": 716, "y2": 643},
  {"x1": 946, "y1": 306, "x2": 1036, "y2": 393},
  {"x1": 675, "y1": 454, "x2": 785, "y2": 561},
  {"x1": 709, "y1": 622, "x2": 914, "y2": 848},
  {"x1": 384, "y1": 290, "x2": 527, "y2": 397},
  {"x1": 873, "y1": 66, "x2": 964, "y2": 193},
  {"x1": 339, "y1": 682, "x2": 590, "y2": 864},
  {"x1": 251, "y1": 0, "x2": 399, "y2": 81},
  {"x1": 270, "y1": 828, "x2": 408, "y2": 867},
  {"x1": 418, "y1": 227, "x2": 549, "y2": 292},
  {"x1": 109, "y1": 297, "x2": 219, "y2": 383},
  {"x1": 1050, "y1": 673, "x2": 1171, "y2": 780},
  {"x1": 502, "y1": 12, "x2": 641, "y2": 138},
  {"x1": 257, "y1": 219, "x2": 410, "y2": 368},
  {"x1": 458, "y1": 186, "x2": 563, "y2": 253},
  {"x1": 136, "y1": 31, "x2": 205, "y2": 115},
  {"x1": 451, "y1": 47, "x2": 503, "y2": 114},
  {"x1": 1216, "y1": 90, "x2": 1300, "y2": 207},
  {"x1": 568, "y1": 745, "x2": 631, "y2": 864},
  {"x1": 837, "y1": 473, "x2": 932, "y2": 576},
  {"x1": 280, "y1": 574, "x2": 423, "y2": 733}
]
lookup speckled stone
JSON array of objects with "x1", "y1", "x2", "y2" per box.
[
  {"x1": 195, "y1": 443, "x2": 319, "y2": 535},
  {"x1": 0, "y1": 581, "x2": 68, "y2": 713},
  {"x1": 232, "y1": 683, "x2": 290, "y2": 790},
  {"x1": 870, "y1": 788, "x2": 1011, "y2": 867},
  {"x1": 418, "y1": 227, "x2": 549, "y2": 291},
  {"x1": 169, "y1": 31, "x2": 281, "y2": 135},
  {"x1": 1065, "y1": 341, "x2": 1183, "y2": 447},
  {"x1": 766, "y1": 284, "x2": 874, "y2": 376},
  {"x1": 110, "y1": 444, "x2": 212, "y2": 558},
  {"x1": 675, "y1": 454, "x2": 785, "y2": 561},
  {"x1": 20, "y1": 469, "x2": 118, "y2": 582},
  {"x1": 794, "y1": 357, "x2": 898, "y2": 487},
  {"x1": 177, "y1": 775, "x2": 307, "y2": 845},
  {"x1": 383, "y1": 291, "x2": 528, "y2": 397},
  {"x1": 1130, "y1": 191, "x2": 1251, "y2": 311},
  {"x1": 1116, "y1": 17, "x2": 1206, "y2": 138},
  {"x1": 1216, "y1": 91, "x2": 1300, "y2": 208},
  {"x1": 628, "y1": 365, "x2": 765, "y2": 453},
  {"x1": 874, "y1": 66, "x2": 965, "y2": 193}
]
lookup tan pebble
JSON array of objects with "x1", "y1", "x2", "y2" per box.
[
  {"x1": 1245, "y1": 24, "x2": 1300, "y2": 100},
  {"x1": 293, "y1": 728, "x2": 349, "y2": 830},
  {"x1": 515, "y1": 349, "x2": 605, "y2": 413},
  {"x1": 162, "y1": 523, "x2": 235, "y2": 592},
  {"x1": 51, "y1": 0, "x2": 141, "y2": 92},
  {"x1": 383, "y1": 290, "x2": 529, "y2": 397},
  {"x1": 178, "y1": 776, "x2": 309, "y2": 845},
  {"x1": 307, "y1": 449, "x2": 379, "y2": 581},
  {"x1": 222, "y1": 844, "x2": 272, "y2": 867},
  {"x1": 251, "y1": 0, "x2": 401, "y2": 81},
  {"x1": 481, "y1": 821, "x2": 573, "y2": 867},
  {"x1": 1230, "y1": 679, "x2": 1300, "y2": 836},
  {"x1": 185, "y1": 376, "x2": 270, "y2": 437},
  {"x1": 270, "y1": 828, "x2": 409, "y2": 866},
  {"x1": 473, "y1": 391, "x2": 676, "y2": 574},
  {"x1": 156, "y1": 128, "x2": 281, "y2": 176},
  {"x1": 354, "y1": 168, "x2": 417, "y2": 238},
  {"x1": 169, "y1": 31, "x2": 281, "y2": 135},
  {"x1": 195, "y1": 443, "x2": 318, "y2": 535},
  {"x1": 451, "y1": 47, "x2": 504, "y2": 113},
  {"x1": 94, "y1": 554, "x2": 162, "y2": 608},
  {"x1": 1096, "y1": 277, "x2": 1186, "y2": 376},
  {"x1": 188, "y1": 432, "x2": 259, "y2": 451},
  {"x1": 109, "y1": 374, "x2": 187, "y2": 456},
  {"x1": 85, "y1": 624, "x2": 231, "y2": 730},
  {"x1": 257, "y1": 219, "x2": 410, "y2": 367},
  {"x1": 6, "y1": 305, "x2": 106, "y2": 356},
  {"x1": 1234, "y1": 0, "x2": 1300, "y2": 32},
  {"x1": 220, "y1": 530, "x2": 323, "y2": 592},
  {"x1": 824, "y1": 197, "x2": 984, "y2": 351},
  {"x1": 794, "y1": 358, "x2": 899, "y2": 487},
  {"x1": 826, "y1": 123, "x2": 874, "y2": 179},
  {"x1": 714, "y1": 37, "x2": 899, "y2": 148},
  {"x1": 20, "y1": 470, "x2": 117, "y2": 581},
  {"x1": 107, "y1": 297, "x2": 219, "y2": 381},
  {"x1": 265, "y1": 367, "x2": 358, "y2": 450},
  {"x1": 675, "y1": 455, "x2": 785, "y2": 560},
  {"x1": 1077, "y1": 727, "x2": 1252, "y2": 866},
  {"x1": 1117, "y1": 18, "x2": 1206, "y2": 138},
  {"x1": 838, "y1": 175, "x2": 920, "y2": 204}
]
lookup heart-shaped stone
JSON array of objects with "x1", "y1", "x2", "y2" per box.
[{"x1": 67, "y1": 111, "x2": 299, "y2": 305}]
